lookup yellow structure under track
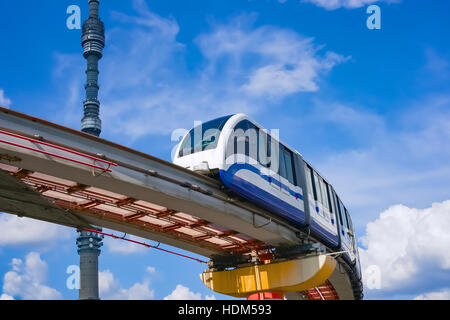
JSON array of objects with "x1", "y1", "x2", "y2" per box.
[{"x1": 200, "y1": 255, "x2": 337, "y2": 298}]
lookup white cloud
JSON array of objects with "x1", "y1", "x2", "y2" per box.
[
  {"x1": 104, "y1": 234, "x2": 148, "y2": 255},
  {"x1": 359, "y1": 200, "x2": 450, "y2": 296},
  {"x1": 414, "y1": 289, "x2": 450, "y2": 300},
  {"x1": 99, "y1": 269, "x2": 155, "y2": 300},
  {"x1": 313, "y1": 95, "x2": 450, "y2": 228},
  {"x1": 164, "y1": 284, "x2": 202, "y2": 300},
  {"x1": 146, "y1": 266, "x2": 156, "y2": 274},
  {"x1": 0, "y1": 294, "x2": 14, "y2": 300},
  {"x1": 300, "y1": 0, "x2": 400, "y2": 10},
  {"x1": 0, "y1": 213, "x2": 71, "y2": 247},
  {"x1": 113, "y1": 0, "x2": 180, "y2": 37},
  {"x1": 242, "y1": 49, "x2": 347, "y2": 97},
  {"x1": 421, "y1": 47, "x2": 450, "y2": 85},
  {"x1": 196, "y1": 17, "x2": 348, "y2": 98},
  {"x1": 1, "y1": 252, "x2": 62, "y2": 300},
  {"x1": 0, "y1": 89, "x2": 12, "y2": 108},
  {"x1": 163, "y1": 284, "x2": 216, "y2": 300},
  {"x1": 424, "y1": 48, "x2": 449, "y2": 74},
  {"x1": 54, "y1": 5, "x2": 345, "y2": 141}
]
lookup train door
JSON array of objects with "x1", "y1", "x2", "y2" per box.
[
  {"x1": 347, "y1": 211, "x2": 362, "y2": 277},
  {"x1": 325, "y1": 183, "x2": 339, "y2": 235},
  {"x1": 305, "y1": 165, "x2": 316, "y2": 213},
  {"x1": 336, "y1": 197, "x2": 355, "y2": 262},
  {"x1": 312, "y1": 171, "x2": 323, "y2": 215},
  {"x1": 319, "y1": 178, "x2": 331, "y2": 220},
  {"x1": 307, "y1": 167, "x2": 325, "y2": 220},
  {"x1": 279, "y1": 145, "x2": 296, "y2": 196},
  {"x1": 345, "y1": 209, "x2": 357, "y2": 262},
  {"x1": 305, "y1": 167, "x2": 339, "y2": 247},
  {"x1": 266, "y1": 135, "x2": 281, "y2": 191}
]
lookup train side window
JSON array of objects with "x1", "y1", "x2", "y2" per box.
[
  {"x1": 233, "y1": 120, "x2": 258, "y2": 159},
  {"x1": 279, "y1": 145, "x2": 296, "y2": 185},
  {"x1": 284, "y1": 147, "x2": 296, "y2": 185},
  {"x1": 347, "y1": 211, "x2": 354, "y2": 232},
  {"x1": 279, "y1": 145, "x2": 287, "y2": 180},
  {"x1": 313, "y1": 172, "x2": 323, "y2": 204},
  {"x1": 326, "y1": 185, "x2": 334, "y2": 213},
  {"x1": 306, "y1": 165, "x2": 315, "y2": 199},
  {"x1": 320, "y1": 178, "x2": 329, "y2": 211},
  {"x1": 258, "y1": 130, "x2": 270, "y2": 167},
  {"x1": 310, "y1": 168, "x2": 318, "y2": 201},
  {"x1": 339, "y1": 200, "x2": 349, "y2": 229},
  {"x1": 336, "y1": 196, "x2": 344, "y2": 226},
  {"x1": 344, "y1": 208, "x2": 351, "y2": 230},
  {"x1": 347, "y1": 213, "x2": 355, "y2": 237},
  {"x1": 293, "y1": 154, "x2": 302, "y2": 186}
]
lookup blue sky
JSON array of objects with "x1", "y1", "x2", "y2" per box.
[{"x1": 0, "y1": 0, "x2": 449, "y2": 300}]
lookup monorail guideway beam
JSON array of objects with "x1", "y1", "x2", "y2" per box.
[
  {"x1": 0, "y1": 107, "x2": 302, "y2": 254},
  {"x1": 0, "y1": 106, "x2": 357, "y2": 300}
]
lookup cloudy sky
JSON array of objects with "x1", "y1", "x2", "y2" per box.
[{"x1": 0, "y1": 0, "x2": 449, "y2": 300}]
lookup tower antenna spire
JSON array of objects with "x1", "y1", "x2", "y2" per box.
[{"x1": 81, "y1": 0, "x2": 105, "y2": 137}]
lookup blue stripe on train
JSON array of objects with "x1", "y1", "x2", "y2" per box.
[
  {"x1": 220, "y1": 163, "x2": 339, "y2": 248},
  {"x1": 220, "y1": 165, "x2": 339, "y2": 247},
  {"x1": 223, "y1": 162, "x2": 304, "y2": 200},
  {"x1": 309, "y1": 219, "x2": 339, "y2": 248},
  {"x1": 219, "y1": 166, "x2": 306, "y2": 225},
  {"x1": 220, "y1": 163, "x2": 339, "y2": 247}
]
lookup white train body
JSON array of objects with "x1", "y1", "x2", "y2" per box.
[{"x1": 173, "y1": 114, "x2": 361, "y2": 280}]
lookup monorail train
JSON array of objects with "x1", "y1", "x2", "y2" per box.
[{"x1": 173, "y1": 114, "x2": 362, "y2": 297}]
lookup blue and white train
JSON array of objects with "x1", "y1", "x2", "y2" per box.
[{"x1": 173, "y1": 114, "x2": 362, "y2": 297}]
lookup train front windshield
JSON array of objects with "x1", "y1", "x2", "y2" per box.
[{"x1": 179, "y1": 115, "x2": 233, "y2": 157}]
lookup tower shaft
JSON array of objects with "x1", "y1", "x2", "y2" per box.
[
  {"x1": 76, "y1": 229, "x2": 104, "y2": 300},
  {"x1": 81, "y1": 0, "x2": 105, "y2": 137},
  {"x1": 77, "y1": 0, "x2": 105, "y2": 301}
]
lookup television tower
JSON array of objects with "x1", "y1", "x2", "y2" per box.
[
  {"x1": 81, "y1": 0, "x2": 105, "y2": 137},
  {"x1": 77, "y1": 0, "x2": 105, "y2": 300}
]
